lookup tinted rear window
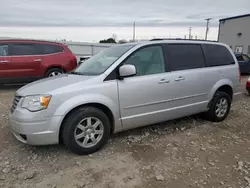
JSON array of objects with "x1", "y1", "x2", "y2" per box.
[
  {"x1": 35, "y1": 44, "x2": 64, "y2": 54},
  {"x1": 167, "y1": 44, "x2": 205, "y2": 71},
  {"x1": 11, "y1": 43, "x2": 38, "y2": 55},
  {"x1": 202, "y1": 44, "x2": 235, "y2": 67}
]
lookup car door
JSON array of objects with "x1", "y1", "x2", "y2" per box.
[
  {"x1": 9, "y1": 43, "x2": 42, "y2": 78},
  {"x1": 241, "y1": 54, "x2": 250, "y2": 73},
  {"x1": 117, "y1": 45, "x2": 174, "y2": 130},
  {"x1": 236, "y1": 54, "x2": 247, "y2": 73},
  {"x1": 0, "y1": 43, "x2": 12, "y2": 79},
  {"x1": 164, "y1": 43, "x2": 209, "y2": 116}
]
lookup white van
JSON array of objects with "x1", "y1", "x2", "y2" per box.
[{"x1": 10, "y1": 40, "x2": 241, "y2": 155}]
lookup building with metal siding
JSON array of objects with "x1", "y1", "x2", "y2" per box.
[
  {"x1": 218, "y1": 14, "x2": 250, "y2": 55},
  {"x1": 61, "y1": 41, "x2": 115, "y2": 61}
]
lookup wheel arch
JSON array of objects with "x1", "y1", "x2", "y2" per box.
[
  {"x1": 209, "y1": 79, "x2": 234, "y2": 101},
  {"x1": 45, "y1": 66, "x2": 65, "y2": 76},
  {"x1": 55, "y1": 95, "x2": 120, "y2": 144},
  {"x1": 216, "y1": 85, "x2": 233, "y2": 100},
  {"x1": 208, "y1": 80, "x2": 234, "y2": 109}
]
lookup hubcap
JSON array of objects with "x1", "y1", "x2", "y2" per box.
[
  {"x1": 49, "y1": 71, "x2": 61, "y2": 77},
  {"x1": 215, "y1": 98, "x2": 228, "y2": 118},
  {"x1": 74, "y1": 117, "x2": 104, "y2": 148}
]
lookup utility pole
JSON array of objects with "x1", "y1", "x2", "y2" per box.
[
  {"x1": 112, "y1": 33, "x2": 117, "y2": 42},
  {"x1": 205, "y1": 18, "x2": 212, "y2": 40},
  {"x1": 188, "y1": 27, "x2": 192, "y2": 39},
  {"x1": 133, "y1": 22, "x2": 136, "y2": 42}
]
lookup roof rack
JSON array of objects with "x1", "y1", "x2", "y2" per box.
[
  {"x1": 150, "y1": 38, "x2": 164, "y2": 41},
  {"x1": 150, "y1": 38, "x2": 218, "y2": 42}
]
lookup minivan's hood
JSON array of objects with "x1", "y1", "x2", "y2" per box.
[{"x1": 17, "y1": 74, "x2": 95, "y2": 96}]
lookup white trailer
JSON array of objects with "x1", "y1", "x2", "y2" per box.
[{"x1": 61, "y1": 41, "x2": 115, "y2": 62}]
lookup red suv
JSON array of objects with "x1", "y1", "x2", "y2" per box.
[
  {"x1": 246, "y1": 77, "x2": 250, "y2": 94},
  {"x1": 0, "y1": 39, "x2": 77, "y2": 84}
]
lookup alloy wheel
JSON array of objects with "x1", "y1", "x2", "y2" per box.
[
  {"x1": 74, "y1": 117, "x2": 104, "y2": 148},
  {"x1": 215, "y1": 98, "x2": 228, "y2": 118},
  {"x1": 49, "y1": 71, "x2": 61, "y2": 77}
]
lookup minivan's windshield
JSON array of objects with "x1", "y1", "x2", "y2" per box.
[{"x1": 74, "y1": 45, "x2": 134, "y2": 75}]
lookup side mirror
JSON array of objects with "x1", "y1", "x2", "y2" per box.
[{"x1": 119, "y1": 64, "x2": 136, "y2": 78}]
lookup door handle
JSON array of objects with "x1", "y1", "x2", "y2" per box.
[
  {"x1": 158, "y1": 79, "x2": 170, "y2": 84},
  {"x1": 34, "y1": 59, "x2": 41, "y2": 62},
  {"x1": 0, "y1": 60, "x2": 9, "y2": 63},
  {"x1": 175, "y1": 76, "x2": 185, "y2": 81}
]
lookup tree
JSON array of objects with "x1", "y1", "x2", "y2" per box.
[
  {"x1": 99, "y1": 38, "x2": 116, "y2": 43},
  {"x1": 118, "y1": 39, "x2": 128, "y2": 44}
]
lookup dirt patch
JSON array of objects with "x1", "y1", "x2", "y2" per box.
[{"x1": 0, "y1": 78, "x2": 250, "y2": 188}]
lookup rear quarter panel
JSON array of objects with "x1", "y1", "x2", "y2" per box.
[
  {"x1": 208, "y1": 44, "x2": 240, "y2": 101},
  {"x1": 42, "y1": 46, "x2": 77, "y2": 74}
]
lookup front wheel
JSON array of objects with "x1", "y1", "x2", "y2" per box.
[
  {"x1": 204, "y1": 91, "x2": 231, "y2": 122},
  {"x1": 62, "y1": 107, "x2": 111, "y2": 155}
]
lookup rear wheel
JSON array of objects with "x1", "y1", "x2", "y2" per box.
[
  {"x1": 62, "y1": 107, "x2": 110, "y2": 155},
  {"x1": 204, "y1": 91, "x2": 231, "y2": 122},
  {"x1": 247, "y1": 88, "x2": 250, "y2": 95},
  {"x1": 45, "y1": 68, "x2": 63, "y2": 77}
]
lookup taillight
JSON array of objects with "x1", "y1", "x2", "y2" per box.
[{"x1": 71, "y1": 54, "x2": 77, "y2": 67}]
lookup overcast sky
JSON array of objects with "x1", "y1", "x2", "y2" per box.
[{"x1": 0, "y1": 0, "x2": 249, "y2": 41}]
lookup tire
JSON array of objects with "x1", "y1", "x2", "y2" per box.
[
  {"x1": 62, "y1": 107, "x2": 110, "y2": 155},
  {"x1": 45, "y1": 68, "x2": 63, "y2": 77},
  {"x1": 247, "y1": 88, "x2": 250, "y2": 95},
  {"x1": 204, "y1": 91, "x2": 231, "y2": 122}
]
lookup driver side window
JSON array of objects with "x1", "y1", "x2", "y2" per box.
[{"x1": 124, "y1": 45, "x2": 165, "y2": 76}]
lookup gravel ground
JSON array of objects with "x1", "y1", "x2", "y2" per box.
[{"x1": 0, "y1": 78, "x2": 250, "y2": 188}]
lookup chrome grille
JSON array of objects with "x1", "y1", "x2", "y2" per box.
[{"x1": 11, "y1": 96, "x2": 21, "y2": 113}]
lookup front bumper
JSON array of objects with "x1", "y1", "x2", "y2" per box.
[{"x1": 9, "y1": 108, "x2": 63, "y2": 145}]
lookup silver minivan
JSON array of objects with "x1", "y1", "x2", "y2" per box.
[{"x1": 9, "y1": 40, "x2": 241, "y2": 155}]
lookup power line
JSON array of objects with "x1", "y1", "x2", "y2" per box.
[{"x1": 205, "y1": 18, "x2": 212, "y2": 40}]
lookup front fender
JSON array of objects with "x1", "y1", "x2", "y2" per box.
[{"x1": 53, "y1": 94, "x2": 122, "y2": 132}]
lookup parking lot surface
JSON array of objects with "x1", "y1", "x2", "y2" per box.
[{"x1": 0, "y1": 78, "x2": 250, "y2": 188}]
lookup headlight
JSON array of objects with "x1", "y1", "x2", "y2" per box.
[{"x1": 21, "y1": 95, "x2": 52, "y2": 112}]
